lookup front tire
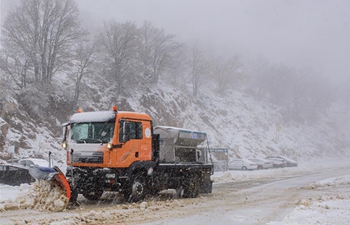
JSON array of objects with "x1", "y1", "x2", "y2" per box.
[
  {"x1": 126, "y1": 174, "x2": 149, "y2": 202},
  {"x1": 242, "y1": 166, "x2": 247, "y2": 171},
  {"x1": 82, "y1": 186, "x2": 104, "y2": 200}
]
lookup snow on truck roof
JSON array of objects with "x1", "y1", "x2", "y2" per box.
[{"x1": 69, "y1": 110, "x2": 151, "y2": 123}]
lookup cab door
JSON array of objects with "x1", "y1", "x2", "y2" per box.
[{"x1": 116, "y1": 119, "x2": 152, "y2": 167}]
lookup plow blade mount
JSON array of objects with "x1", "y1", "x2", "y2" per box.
[{"x1": 29, "y1": 166, "x2": 71, "y2": 200}]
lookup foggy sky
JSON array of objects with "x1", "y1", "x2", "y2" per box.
[
  {"x1": 1, "y1": 0, "x2": 350, "y2": 85},
  {"x1": 75, "y1": 0, "x2": 350, "y2": 86}
]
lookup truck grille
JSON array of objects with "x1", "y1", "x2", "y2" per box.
[{"x1": 73, "y1": 152, "x2": 104, "y2": 164}]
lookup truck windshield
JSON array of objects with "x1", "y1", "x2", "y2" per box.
[{"x1": 70, "y1": 122, "x2": 115, "y2": 143}]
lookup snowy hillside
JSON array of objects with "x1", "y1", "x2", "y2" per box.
[
  {"x1": 121, "y1": 80, "x2": 350, "y2": 160},
  {"x1": 0, "y1": 79, "x2": 349, "y2": 166},
  {"x1": 0, "y1": 96, "x2": 66, "y2": 166}
]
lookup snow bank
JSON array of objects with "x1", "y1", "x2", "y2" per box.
[
  {"x1": 269, "y1": 175, "x2": 350, "y2": 225},
  {"x1": 0, "y1": 180, "x2": 69, "y2": 212}
]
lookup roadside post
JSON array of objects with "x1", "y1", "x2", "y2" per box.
[
  {"x1": 276, "y1": 123, "x2": 281, "y2": 141},
  {"x1": 8, "y1": 145, "x2": 15, "y2": 165}
]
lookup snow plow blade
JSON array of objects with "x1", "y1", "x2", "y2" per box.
[{"x1": 29, "y1": 166, "x2": 71, "y2": 201}]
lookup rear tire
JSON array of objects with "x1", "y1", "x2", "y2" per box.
[
  {"x1": 200, "y1": 180, "x2": 213, "y2": 194},
  {"x1": 183, "y1": 173, "x2": 200, "y2": 198},
  {"x1": 242, "y1": 166, "x2": 247, "y2": 171},
  {"x1": 176, "y1": 186, "x2": 184, "y2": 197}
]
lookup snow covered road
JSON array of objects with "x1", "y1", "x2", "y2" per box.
[
  {"x1": 1, "y1": 160, "x2": 350, "y2": 225},
  {"x1": 143, "y1": 164, "x2": 350, "y2": 225}
]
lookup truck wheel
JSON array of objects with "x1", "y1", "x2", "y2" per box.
[
  {"x1": 128, "y1": 174, "x2": 149, "y2": 202},
  {"x1": 82, "y1": 186, "x2": 104, "y2": 200},
  {"x1": 70, "y1": 187, "x2": 79, "y2": 203},
  {"x1": 183, "y1": 173, "x2": 200, "y2": 198},
  {"x1": 199, "y1": 180, "x2": 212, "y2": 194},
  {"x1": 176, "y1": 186, "x2": 184, "y2": 197},
  {"x1": 242, "y1": 166, "x2": 247, "y2": 170}
]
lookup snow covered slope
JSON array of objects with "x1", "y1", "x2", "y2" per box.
[
  {"x1": 115, "y1": 80, "x2": 350, "y2": 160},
  {"x1": 0, "y1": 80, "x2": 349, "y2": 165}
]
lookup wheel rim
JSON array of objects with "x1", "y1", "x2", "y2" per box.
[{"x1": 132, "y1": 181, "x2": 144, "y2": 196}]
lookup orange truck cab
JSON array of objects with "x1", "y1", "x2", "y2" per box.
[{"x1": 62, "y1": 107, "x2": 213, "y2": 203}]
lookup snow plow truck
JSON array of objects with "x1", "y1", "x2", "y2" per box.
[{"x1": 30, "y1": 106, "x2": 213, "y2": 206}]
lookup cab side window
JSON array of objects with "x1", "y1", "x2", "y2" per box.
[
  {"x1": 119, "y1": 121, "x2": 143, "y2": 142},
  {"x1": 129, "y1": 122, "x2": 143, "y2": 139}
]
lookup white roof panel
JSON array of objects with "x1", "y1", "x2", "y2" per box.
[{"x1": 70, "y1": 111, "x2": 116, "y2": 123}]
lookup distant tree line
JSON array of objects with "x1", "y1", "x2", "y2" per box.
[
  {"x1": 247, "y1": 57, "x2": 335, "y2": 124},
  {"x1": 0, "y1": 0, "x2": 341, "y2": 125}
]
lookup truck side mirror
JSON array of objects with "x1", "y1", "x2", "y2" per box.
[{"x1": 61, "y1": 123, "x2": 69, "y2": 144}]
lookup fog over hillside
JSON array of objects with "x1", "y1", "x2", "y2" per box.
[
  {"x1": 2, "y1": 0, "x2": 350, "y2": 86},
  {"x1": 75, "y1": 0, "x2": 350, "y2": 85},
  {"x1": 0, "y1": 0, "x2": 349, "y2": 165}
]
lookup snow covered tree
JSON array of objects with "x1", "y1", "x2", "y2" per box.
[
  {"x1": 0, "y1": 0, "x2": 87, "y2": 87},
  {"x1": 211, "y1": 56, "x2": 243, "y2": 94},
  {"x1": 165, "y1": 44, "x2": 188, "y2": 88},
  {"x1": 98, "y1": 21, "x2": 140, "y2": 94},
  {"x1": 0, "y1": 47, "x2": 31, "y2": 89},
  {"x1": 190, "y1": 44, "x2": 208, "y2": 97},
  {"x1": 139, "y1": 21, "x2": 182, "y2": 84},
  {"x1": 71, "y1": 42, "x2": 96, "y2": 108},
  {"x1": 246, "y1": 56, "x2": 272, "y2": 99}
]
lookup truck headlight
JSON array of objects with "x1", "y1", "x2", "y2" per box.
[
  {"x1": 62, "y1": 142, "x2": 67, "y2": 149},
  {"x1": 107, "y1": 142, "x2": 113, "y2": 150}
]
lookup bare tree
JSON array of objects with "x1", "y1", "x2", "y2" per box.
[
  {"x1": 246, "y1": 56, "x2": 272, "y2": 98},
  {"x1": 165, "y1": 45, "x2": 188, "y2": 88},
  {"x1": 0, "y1": 48, "x2": 31, "y2": 89},
  {"x1": 0, "y1": 0, "x2": 87, "y2": 87},
  {"x1": 139, "y1": 21, "x2": 182, "y2": 84},
  {"x1": 261, "y1": 66, "x2": 334, "y2": 124},
  {"x1": 265, "y1": 64, "x2": 293, "y2": 105},
  {"x1": 98, "y1": 20, "x2": 140, "y2": 94},
  {"x1": 190, "y1": 44, "x2": 208, "y2": 97},
  {"x1": 211, "y1": 56, "x2": 242, "y2": 94},
  {"x1": 71, "y1": 42, "x2": 96, "y2": 108}
]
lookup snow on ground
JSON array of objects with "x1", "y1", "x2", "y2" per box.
[
  {"x1": 0, "y1": 159, "x2": 350, "y2": 224},
  {"x1": 269, "y1": 177, "x2": 350, "y2": 225},
  {"x1": 211, "y1": 159, "x2": 350, "y2": 225},
  {"x1": 267, "y1": 174, "x2": 350, "y2": 225},
  {"x1": 0, "y1": 183, "x2": 31, "y2": 202},
  {"x1": 0, "y1": 180, "x2": 68, "y2": 212}
]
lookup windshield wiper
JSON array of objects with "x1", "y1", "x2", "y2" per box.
[{"x1": 75, "y1": 138, "x2": 103, "y2": 144}]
